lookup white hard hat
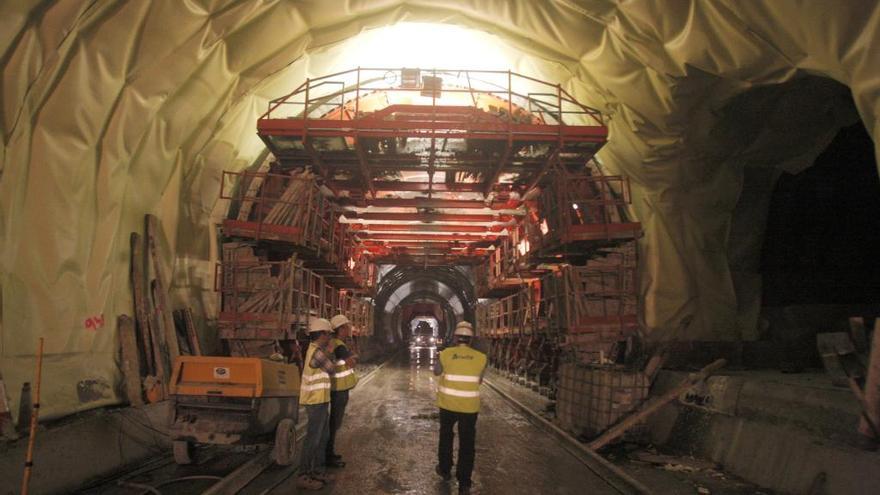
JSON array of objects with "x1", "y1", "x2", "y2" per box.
[
  {"x1": 453, "y1": 322, "x2": 474, "y2": 337},
  {"x1": 308, "y1": 317, "x2": 333, "y2": 334},
  {"x1": 457, "y1": 321, "x2": 473, "y2": 329},
  {"x1": 330, "y1": 314, "x2": 350, "y2": 330}
]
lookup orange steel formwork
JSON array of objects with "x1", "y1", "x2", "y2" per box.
[
  {"x1": 257, "y1": 68, "x2": 606, "y2": 199},
  {"x1": 253, "y1": 68, "x2": 608, "y2": 268}
]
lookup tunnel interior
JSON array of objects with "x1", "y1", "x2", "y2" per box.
[{"x1": 3, "y1": 3, "x2": 880, "y2": 494}]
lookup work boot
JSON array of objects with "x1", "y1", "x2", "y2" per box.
[
  {"x1": 312, "y1": 471, "x2": 336, "y2": 482},
  {"x1": 327, "y1": 452, "x2": 343, "y2": 461},
  {"x1": 435, "y1": 464, "x2": 452, "y2": 481},
  {"x1": 295, "y1": 474, "x2": 324, "y2": 491},
  {"x1": 326, "y1": 458, "x2": 346, "y2": 468},
  {"x1": 458, "y1": 481, "x2": 473, "y2": 494}
]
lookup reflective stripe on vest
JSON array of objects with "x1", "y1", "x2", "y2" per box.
[
  {"x1": 437, "y1": 345, "x2": 487, "y2": 414},
  {"x1": 444, "y1": 374, "x2": 481, "y2": 383},
  {"x1": 300, "y1": 343, "x2": 331, "y2": 405},
  {"x1": 438, "y1": 386, "x2": 480, "y2": 398},
  {"x1": 329, "y1": 338, "x2": 358, "y2": 391}
]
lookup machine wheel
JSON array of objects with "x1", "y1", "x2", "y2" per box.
[
  {"x1": 273, "y1": 418, "x2": 297, "y2": 466},
  {"x1": 173, "y1": 440, "x2": 193, "y2": 465}
]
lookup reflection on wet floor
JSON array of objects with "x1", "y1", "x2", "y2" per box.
[
  {"x1": 285, "y1": 352, "x2": 620, "y2": 494},
  {"x1": 409, "y1": 346, "x2": 437, "y2": 367},
  {"x1": 408, "y1": 347, "x2": 437, "y2": 393}
]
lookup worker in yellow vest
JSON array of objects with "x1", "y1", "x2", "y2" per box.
[
  {"x1": 433, "y1": 321, "x2": 487, "y2": 494},
  {"x1": 297, "y1": 318, "x2": 337, "y2": 491},
  {"x1": 325, "y1": 314, "x2": 359, "y2": 467}
]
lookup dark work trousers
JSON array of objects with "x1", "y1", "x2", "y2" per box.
[
  {"x1": 438, "y1": 407, "x2": 479, "y2": 485},
  {"x1": 301, "y1": 402, "x2": 330, "y2": 474},
  {"x1": 326, "y1": 389, "x2": 350, "y2": 459}
]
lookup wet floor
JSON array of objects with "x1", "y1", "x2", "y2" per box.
[{"x1": 279, "y1": 348, "x2": 621, "y2": 494}]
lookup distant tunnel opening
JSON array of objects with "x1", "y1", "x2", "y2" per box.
[{"x1": 373, "y1": 266, "x2": 476, "y2": 347}]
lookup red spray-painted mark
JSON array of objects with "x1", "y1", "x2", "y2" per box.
[{"x1": 84, "y1": 314, "x2": 105, "y2": 331}]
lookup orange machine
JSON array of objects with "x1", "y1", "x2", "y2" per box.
[{"x1": 168, "y1": 356, "x2": 301, "y2": 465}]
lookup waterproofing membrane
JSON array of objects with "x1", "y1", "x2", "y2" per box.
[{"x1": 1, "y1": 0, "x2": 878, "y2": 418}]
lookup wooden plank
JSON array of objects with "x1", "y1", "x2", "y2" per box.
[
  {"x1": 16, "y1": 383, "x2": 31, "y2": 436},
  {"x1": 148, "y1": 279, "x2": 169, "y2": 400},
  {"x1": 146, "y1": 214, "x2": 181, "y2": 360},
  {"x1": 182, "y1": 308, "x2": 203, "y2": 356},
  {"x1": 172, "y1": 310, "x2": 194, "y2": 356},
  {"x1": 118, "y1": 315, "x2": 144, "y2": 406},
  {"x1": 129, "y1": 233, "x2": 155, "y2": 375},
  {"x1": 0, "y1": 372, "x2": 17, "y2": 440},
  {"x1": 153, "y1": 280, "x2": 188, "y2": 361}
]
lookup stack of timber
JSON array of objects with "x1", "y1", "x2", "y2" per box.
[
  {"x1": 223, "y1": 169, "x2": 331, "y2": 256},
  {"x1": 121, "y1": 215, "x2": 204, "y2": 406}
]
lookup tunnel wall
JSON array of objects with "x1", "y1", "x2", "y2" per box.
[{"x1": 1, "y1": 1, "x2": 879, "y2": 418}]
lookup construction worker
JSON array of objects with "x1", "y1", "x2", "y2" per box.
[
  {"x1": 433, "y1": 321, "x2": 488, "y2": 494},
  {"x1": 325, "y1": 314, "x2": 359, "y2": 467},
  {"x1": 297, "y1": 318, "x2": 336, "y2": 491}
]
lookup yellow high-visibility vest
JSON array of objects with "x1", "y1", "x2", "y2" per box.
[
  {"x1": 300, "y1": 342, "x2": 331, "y2": 405},
  {"x1": 437, "y1": 345, "x2": 487, "y2": 414},
  {"x1": 329, "y1": 338, "x2": 358, "y2": 392}
]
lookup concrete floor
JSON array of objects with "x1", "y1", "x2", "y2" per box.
[{"x1": 281, "y1": 348, "x2": 622, "y2": 494}]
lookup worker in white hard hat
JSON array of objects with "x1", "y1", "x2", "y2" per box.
[
  {"x1": 325, "y1": 314, "x2": 359, "y2": 467},
  {"x1": 433, "y1": 321, "x2": 487, "y2": 495},
  {"x1": 297, "y1": 317, "x2": 337, "y2": 491}
]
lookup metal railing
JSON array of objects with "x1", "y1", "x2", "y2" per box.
[{"x1": 260, "y1": 67, "x2": 603, "y2": 127}]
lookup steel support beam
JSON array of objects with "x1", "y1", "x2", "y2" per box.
[
  {"x1": 348, "y1": 223, "x2": 506, "y2": 233},
  {"x1": 354, "y1": 137, "x2": 377, "y2": 198},
  {"x1": 302, "y1": 136, "x2": 329, "y2": 178},
  {"x1": 525, "y1": 146, "x2": 561, "y2": 192},
  {"x1": 259, "y1": 115, "x2": 608, "y2": 142},
  {"x1": 331, "y1": 181, "x2": 501, "y2": 193},
  {"x1": 355, "y1": 233, "x2": 496, "y2": 242},
  {"x1": 483, "y1": 139, "x2": 514, "y2": 196},
  {"x1": 342, "y1": 212, "x2": 516, "y2": 222},
  {"x1": 360, "y1": 198, "x2": 492, "y2": 209}
]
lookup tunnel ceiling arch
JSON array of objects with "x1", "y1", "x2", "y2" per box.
[
  {"x1": 393, "y1": 290, "x2": 461, "y2": 335},
  {"x1": 1, "y1": 0, "x2": 879, "y2": 419}
]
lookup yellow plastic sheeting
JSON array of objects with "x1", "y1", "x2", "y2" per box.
[{"x1": 1, "y1": 0, "x2": 878, "y2": 419}]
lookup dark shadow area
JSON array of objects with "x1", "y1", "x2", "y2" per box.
[{"x1": 762, "y1": 120, "x2": 880, "y2": 304}]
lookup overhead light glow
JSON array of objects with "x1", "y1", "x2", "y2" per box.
[{"x1": 335, "y1": 23, "x2": 514, "y2": 71}]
